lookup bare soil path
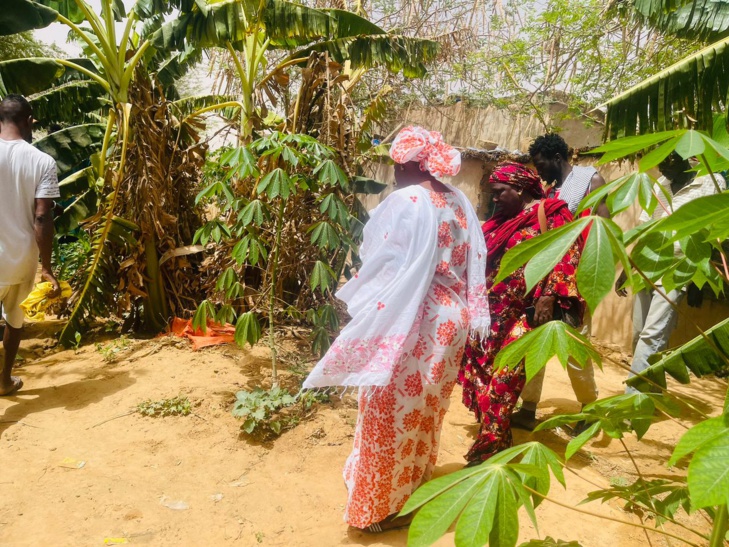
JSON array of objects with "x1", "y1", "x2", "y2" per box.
[{"x1": 0, "y1": 323, "x2": 723, "y2": 546}]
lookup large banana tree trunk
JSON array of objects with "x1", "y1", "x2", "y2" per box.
[
  {"x1": 143, "y1": 233, "x2": 169, "y2": 332},
  {"x1": 118, "y1": 68, "x2": 207, "y2": 329}
]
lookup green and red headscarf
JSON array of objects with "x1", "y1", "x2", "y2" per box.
[{"x1": 483, "y1": 162, "x2": 571, "y2": 269}]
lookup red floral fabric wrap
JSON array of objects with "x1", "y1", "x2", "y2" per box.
[
  {"x1": 488, "y1": 161, "x2": 544, "y2": 198},
  {"x1": 459, "y1": 198, "x2": 584, "y2": 463}
]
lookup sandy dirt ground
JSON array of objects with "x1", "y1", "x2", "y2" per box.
[{"x1": 0, "y1": 321, "x2": 724, "y2": 546}]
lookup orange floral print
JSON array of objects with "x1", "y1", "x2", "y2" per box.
[
  {"x1": 438, "y1": 221, "x2": 453, "y2": 248},
  {"x1": 342, "y1": 191, "x2": 469, "y2": 529},
  {"x1": 429, "y1": 191, "x2": 448, "y2": 208},
  {"x1": 437, "y1": 320, "x2": 457, "y2": 346}
]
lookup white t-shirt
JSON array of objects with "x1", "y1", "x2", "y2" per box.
[{"x1": 0, "y1": 138, "x2": 60, "y2": 286}]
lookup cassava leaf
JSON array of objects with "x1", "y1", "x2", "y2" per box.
[
  {"x1": 235, "y1": 312, "x2": 262, "y2": 348},
  {"x1": 592, "y1": 130, "x2": 684, "y2": 163},
  {"x1": 669, "y1": 416, "x2": 729, "y2": 467},
  {"x1": 688, "y1": 432, "x2": 729, "y2": 508},
  {"x1": 576, "y1": 218, "x2": 614, "y2": 313},
  {"x1": 626, "y1": 316, "x2": 729, "y2": 391},
  {"x1": 652, "y1": 193, "x2": 729, "y2": 243},
  {"x1": 309, "y1": 260, "x2": 336, "y2": 293},
  {"x1": 407, "y1": 475, "x2": 487, "y2": 547},
  {"x1": 495, "y1": 218, "x2": 590, "y2": 288},
  {"x1": 494, "y1": 321, "x2": 601, "y2": 383}
]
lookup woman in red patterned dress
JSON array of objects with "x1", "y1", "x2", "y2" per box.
[
  {"x1": 459, "y1": 162, "x2": 583, "y2": 464},
  {"x1": 303, "y1": 127, "x2": 490, "y2": 532}
]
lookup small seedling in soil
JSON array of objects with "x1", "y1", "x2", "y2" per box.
[
  {"x1": 255, "y1": 532, "x2": 265, "y2": 543},
  {"x1": 232, "y1": 387, "x2": 329, "y2": 438},
  {"x1": 137, "y1": 396, "x2": 192, "y2": 417},
  {"x1": 96, "y1": 336, "x2": 131, "y2": 362},
  {"x1": 71, "y1": 332, "x2": 82, "y2": 353}
]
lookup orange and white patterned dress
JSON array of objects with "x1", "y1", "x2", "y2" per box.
[
  {"x1": 303, "y1": 183, "x2": 489, "y2": 528},
  {"x1": 342, "y1": 190, "x2": 473, "y2": 528}
]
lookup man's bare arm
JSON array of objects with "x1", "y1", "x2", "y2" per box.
[
  {"x1": 590, "y1": 172, "x2": 610, "y2": 219},
  {"x1": 34, "y1": 197, "x2": 60, "y2": 296}
]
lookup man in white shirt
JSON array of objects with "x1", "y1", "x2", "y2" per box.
[
  {"x1": 617, "y1": 152, "x2": 726, "y2": 392},
  {"x1": 0, "y1": 94, "x2": 61, "y2": 396}
]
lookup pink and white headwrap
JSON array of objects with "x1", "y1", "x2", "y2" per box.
[{"x1": 389, "y1": 126, "x2": 461, "y2": 179}]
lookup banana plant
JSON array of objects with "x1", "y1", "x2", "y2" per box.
[
  {"x1": 4, "y1": 0, "x2": 213, "y2": 343},
  {"x1": 152, "y1": 0, "x2": 439, "y2": 142},
  {"x1": 605, "y1": 0, "x2": 729, "y2": 137}
]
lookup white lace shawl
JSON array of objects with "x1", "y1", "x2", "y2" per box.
[{"x1": 302, "y1": 184, "x2": 490, "y2": 389}]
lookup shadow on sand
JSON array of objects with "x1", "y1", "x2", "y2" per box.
[{"x1": 0, "y1": 370, "x2": 136, "y2": 438}]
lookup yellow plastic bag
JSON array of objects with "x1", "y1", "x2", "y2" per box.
[{"x1": 20, "y1": 281, "x2": 72, "y2": 321}]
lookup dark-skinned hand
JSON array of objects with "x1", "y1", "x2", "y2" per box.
[
  {"x1": 534, "y1": 295, "x2": 555, "y2": 326},
  {"x1": 41, "y1": 268, "x2": 61, "y2": 299}
]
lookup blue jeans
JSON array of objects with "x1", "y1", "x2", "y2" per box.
[{"x1": 625, "y1": 287, "x2": 684, "y2": 394}]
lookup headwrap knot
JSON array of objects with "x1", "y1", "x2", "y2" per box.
[
  {"x1": 389, "y1": 126, "x2": 461, "y2": 179},
  {"x1": 488, "y1": 161, "x2": 545, "y2": 198}
]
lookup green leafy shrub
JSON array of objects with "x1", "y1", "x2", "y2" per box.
[
  {"x1": 52, "y1": 232, "x2": 91, "y2": 281},
  {"x1": 193, "y1": 132, "x2": 368, "y2": 384},
  {"x1": 95, "y1": 336, "x2": 131, "y2": 362},
  {"x1": 231, "y1": 387, "x2": 329, "y2": 438},
  {"x1": 137, "y1": 396, "x2": 192, "y2": 417}
]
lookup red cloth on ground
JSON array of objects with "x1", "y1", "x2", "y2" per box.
[{"x1": 168, "y1": 317, "x2": 235, "y2": 350}]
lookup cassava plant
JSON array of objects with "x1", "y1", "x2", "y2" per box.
[
  {"x1": 192, "y1": 131, "x2": 358, "y2": 386},
  {"x1": 403, "y1": 127, "x2": 729, "y2": 546}
]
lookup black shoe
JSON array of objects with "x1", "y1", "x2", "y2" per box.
[
  {"x1": 568, "y1": 420, "x2": 590, "y2": 437},
  {"x1": 511, "y1": 408, "x2": 537, "y2": 431}
]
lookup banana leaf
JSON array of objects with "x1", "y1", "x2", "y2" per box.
[
  {"x1": 626, "y1": 316, "x2": 729, "y2": 391},
  {"x1": 56, "y1": 166, "x2": 98, "y2": 235},
  {"x1": 0, "y1": 57, "x2": 64, "y2": 97},
  {"x1": 153, "y1": 0, "x2": 438, "y2": 78},
  {"x1": 170, "y1": 94, "x2": 238, "y2": 118},
  {"x1": 133, "y1": 0, "x2": 195, "y2": 19},
  {"x1": 29, "y1": 80, "x2": 107, "y2": 127},
  {"x1": 34, "y1": 123, "x2": 105, "y2": 178},
  {"x1": 152, "y1": 0, "x2": 251, "y2": 50},
  {"x1": 0, "y1": 0, "x2": 57, "y2": 35},
  {"x1": 153, "y1": 44, "x2": 203, "y2": 99},
  {"x1": 263, "y1": 2, "x2": 386, "y2": 47},
  {"x1": 287, "y1": 35, "x2": 439, "y2": 78},
  {"x1": 603, "y1": 34, "x2": 729, "y2": 138},
  {"x1": 631, "y1": 0, "x2": 729, "y2": 41},
  {"x1": 33, "y1": 0, "x2": 125, "y2": 23}
]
